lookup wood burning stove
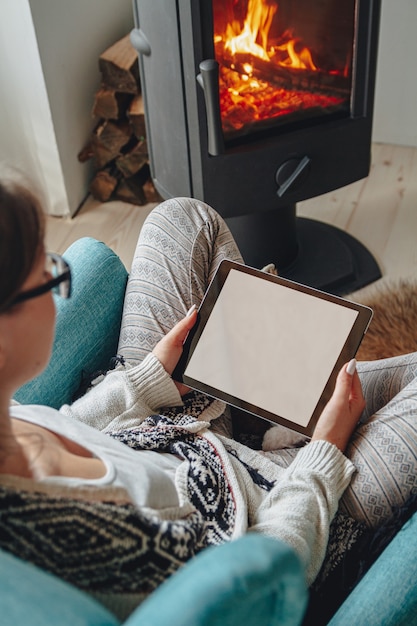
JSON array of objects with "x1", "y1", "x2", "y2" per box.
[{"x1": 131, "y1": 0, "x2": 382, "y2": 295}]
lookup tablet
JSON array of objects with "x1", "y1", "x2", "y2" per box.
[{"x1": 173, "y1": 260, "x2": 373, "y2": 437}]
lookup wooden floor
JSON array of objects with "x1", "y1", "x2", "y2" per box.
[
  {"x1": 46, "y1": 142, "x2": 417, "y2": 299},
  {"x1": 45, "y1": 196, "x2": 157, "y2": 272}
]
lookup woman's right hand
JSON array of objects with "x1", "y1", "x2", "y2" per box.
[
  {"x1": 311, "y1": 359, "x2": 365, "y2": 453},
  {"x1": 152, "y1": 306, "x2": 197, "y2": 396}
]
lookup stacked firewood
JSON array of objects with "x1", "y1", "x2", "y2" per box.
[{"x1": 79, "y1": 34, "x2": 161, "y2": 205}]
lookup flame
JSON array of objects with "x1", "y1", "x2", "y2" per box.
[
  {"x1": 225, "y1": 0, "x2": 277, "y2": 61},
  {"x1": 275, "y1": 38, "x2": 317, "y2": 71},
  {"x1": 223, "y1": 0, "x2": 317, "y2": 72}
]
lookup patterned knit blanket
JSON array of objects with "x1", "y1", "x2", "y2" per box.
[
  {"x1": 0, "y1": 405, "x2": 237, "y2": 599},
  {"x1": 110, "y1": 412, "x2": 237, "y2": 546}
]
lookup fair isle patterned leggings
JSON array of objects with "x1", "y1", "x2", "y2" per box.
[{"x1": 117, "y1": 197, "x2": 417, "y2": 529}]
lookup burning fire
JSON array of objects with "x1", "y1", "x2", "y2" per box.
[
  {"x1": 275, "y1": 37, "x2": 317, "y2": 71},
  {"x1": 224, "y1": 0, "x2": 277, "y2": 61},
  {"x1": 215, "y1": 0, "x2": 345, "y2": 135},
  {"x1": 224, "y1": 0, "x2": 317, "y2": 71}
]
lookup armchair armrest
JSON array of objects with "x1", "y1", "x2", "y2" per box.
[{"x1": 14, "y1": 237, "x2": 128, "y2": 408}]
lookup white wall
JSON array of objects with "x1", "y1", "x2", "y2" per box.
[
  {"x1": 0, "y1": 0, "x2": 66, "y2": 215},
  {"x1": 0, "y1": 0, "x2": 134, "y2": 216},
  {"x1": 372, "y1": 0, "x2": 417, "y2": 147}
]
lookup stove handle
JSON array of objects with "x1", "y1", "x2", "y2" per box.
[
  {"x1": 130, "y1": 28, "x2": 151, "y2": 56},
  {"x1": 276, "y1": 156, "x2": 311, "y2": 198},
  {"x1": 197, "y1": 60, "x2": 225, "y2": 156}
]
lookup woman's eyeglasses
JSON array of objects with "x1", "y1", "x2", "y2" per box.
[{"x1": 10, "y1": 252, "x2": 72, "y2": 306}]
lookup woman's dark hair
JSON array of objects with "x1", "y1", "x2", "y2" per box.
[{"x1": 0, "y1": 178, "x2": 45, "y2": 313}]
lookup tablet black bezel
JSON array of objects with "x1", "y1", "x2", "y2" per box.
[{"x1": 173, "y1": 260, "x2": 373, "y2": 437}]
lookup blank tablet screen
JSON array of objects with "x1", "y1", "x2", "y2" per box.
[{"x1": 177, "y1": 261, "x2": 372, "y2": 436}]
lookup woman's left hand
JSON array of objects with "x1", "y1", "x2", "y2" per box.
[
  {"x1": 311, "y1": 359, "x2": 366, "y2": 452},
  {"x1": 152, "y1": 306, "x2": 197, "y2": 396}
]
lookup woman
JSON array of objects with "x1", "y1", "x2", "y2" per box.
[{"x1": 0, "y1": 175, "x2": 415, "y2": 619}]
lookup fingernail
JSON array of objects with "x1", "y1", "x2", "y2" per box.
[
  {"x1": 186, "y1": 304, "x2": 197, "y2": 317},
  {"x1": 346, "y1": 359, "x2": 357, "y2": 376}
]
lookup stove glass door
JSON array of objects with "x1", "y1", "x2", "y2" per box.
[{"x1": 212, "y1": 0, "x2": 356, "y2": 143}]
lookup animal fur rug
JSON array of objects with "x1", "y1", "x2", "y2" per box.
[{"x1": 355, "y1": 279, "x2": 417, "y2": 361}]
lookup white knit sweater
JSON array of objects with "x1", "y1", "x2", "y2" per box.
[{"x1": 61, "y1": 352, "x2": 356, "y2": 585}]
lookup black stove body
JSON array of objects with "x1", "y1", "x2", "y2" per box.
[{"x1": 131, "y1": 0, "x2": 382, "y2": 295}]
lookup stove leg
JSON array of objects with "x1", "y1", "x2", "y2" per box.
[{"x1": 225, "y1": 206, "x2": 381, "y2": 296}]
